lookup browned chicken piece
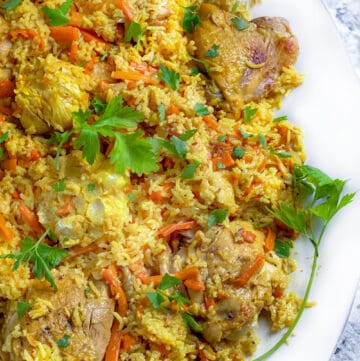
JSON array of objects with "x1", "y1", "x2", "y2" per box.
[
  {"x1": 201, "y1": 221, "x2": 265, "y2": 343},
  {"x1": 0, "y1": 276, "x2": 114, "y2": 361},
  {"x1": 193, "y1": 3, "x2": 299, "y2": 113}
]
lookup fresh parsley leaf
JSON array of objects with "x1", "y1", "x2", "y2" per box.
[
  {"x1": 158, "y1": 104, "x2": 166, "y2": 123},
  {"x1": 182, "y1": 160, "x2": 201, "y2": 179},
  {"x1": 208, "y1": 209, "x2": 228, "y2": 228},
  {"x1": 125, "y1": 21, "x2": 143, "y2": 42},
  {"x1": 180, "y1": 312, "x2": 203, "y2": 332},
  {"x1": 159, "y1": 65, "x2": 180, "y2": 90},
  {"x1": 42, "y1": 0, "x2": 72, "y2": 26},
  {"x1": 233, "y1": 146, "x2": 245, "y2": 158},
  {"x1": 194, "y1": 103, "x2": 210, "y2": 116},
  {"x1": 57, "y1": 334, "x2": 70, "y2": 348},
  {"x1": 191, "y1": 66, "x2": 200, "y2": 76},
  {"x1": 217, "y1": 162, "x2": 225, "y2": 169},
  {"x1": 274, "y1": 240, "x2": 291, "y2": 258},
  {"x1": 2, "y1": 0, "x2": 22, "y2": 9},
  {"x1": 179, "y1": 129, "x2": 197, "y2": 141},
  {"x1": 170, "y1": 290, "x2": 190, "y2": 304},
  {"x1": 87, "y1": 183, "x2": 95, "y2": 191},
  {"x1": 53, "y1": 178, "x2": 66, "y2": 192},
  {"x1": 273, "y1": 115, "x2": 288, "y2": 123},
  {"x1": 128, "y1": 193, "x2": 135, "y2": 202},
  {"x1": 48, "y1": 130, "x2": 73, "y2": 170},
  {"x1": 182, "y1": 6, "x2": 200, "y2": 33},
  {"x1": 16, "y1": 301, "x2": 31, "y2": 318},
  {"x1": 190, "y1": 56, "x2": 211, "y2": 74},
  {"x1": 93, "y1": 98, "x2": 106, "y2": 114},
  {"x1": 205, "y1": 44, "x2": 219, "y2": 58},
  {"x1": 100, "y1": 50, "x2": 109, "y2": 62},
  {"x1": 239, "y1": 128, "x2": 253, "y2": 139},
  {"x1": 161, "y1": 130, "x2": 197, "y2": 158},
  {"x1": 269, "y1": 147, "x2": 292, "y2": 158},
  {"x1": 244, "y1": 106, "x2": 257, "y2": 123},
  {"x1": 109, "y1": 131, "x2": 158, "y2": 175},
  {"x1": 231, "y1": 17, "x2": 249, "y2": 30},
  {"x1": 258, "y1": 134, "x2": 267, "y2": 148},
  {"x1": 268, "y1": 202, "x2": 307, "y2": 235},
  {"x1": 0, "y1": 229, "x2": 68, "y2": 291},
  {"x1": 231, "y1": 0, "x2": 240, "y2": 13},
  {"x1": 218, "y1": 135, "x2": 227, "y2": 142},
  {"x1": 146, "y1": 292, "x2": 166, "y2": 309},
  {"x1": 0, "y1": 132, "x2": 9, "y2": 144},
  {"x1": 158, "y1": 273, "x2": 181, "y2": 290}
]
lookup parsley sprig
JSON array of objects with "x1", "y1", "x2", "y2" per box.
[
  {"x1": 2, "y1": 0, "x2": 22, "y2": 9},
  {"x1": 146, "y1": 274, "x2": 203, "y2": 332},
  {"x1": 0, "y1": 228, "x2": 68, "y2": 291},
  {"x1": 42, "y1": 0, "x2": 72, "y2": 26},
  {"x1": 254, "y1": 164, "x2": 355, "y2": 361},
  {"x1": 182, "y1": 6, "x2": 200, "y2": 33}
]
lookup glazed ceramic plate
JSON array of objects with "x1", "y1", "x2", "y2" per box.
[{"x1": 250, "y1": 0, "x2": 360, "y2": 360}]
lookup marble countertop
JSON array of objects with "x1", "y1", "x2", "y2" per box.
[{"x1": 321, "y1": 1, "x2": 360, "y2": 360}]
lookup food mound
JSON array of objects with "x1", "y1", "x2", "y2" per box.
[{"x1": 0, "y1": 0, "x2": 307, "y2": 360}]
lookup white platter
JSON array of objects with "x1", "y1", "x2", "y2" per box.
[{"x1": 251, "y1": 0, "x2": 360, "y2": 360}]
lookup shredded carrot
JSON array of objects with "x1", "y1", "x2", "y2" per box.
[
  {"x1": 56, "y1": 197, "x2": 75, "y2": 217},
  {"x1": 138, "y1": 274, "x2": 163, "y2": 286},
  {"x1": 9, "y1": 29, "x2": 36, "y2": 39},
  {"x1": 69, "y1": 242, "x2": 101, "y2": 257},
  {"x1": 166, "y1": 104, "x2": 180, "y2": 115},
  {"x1": 158, "y1": 220, "x2": 196, "y2": 237},
  {"x1": 70, "y1": 11, "x2": 84, "y2": 27},
  {"x1": 211, "y1": 142, "x2": 235, "y2": 170},
  {"x1": 130, "y1": 62, "x2": 157, "y2": 75},
  {"x1": 0, "y1": 79, "x2": 15, "y2": 99},
  {"x1": 204, "y1": 296, "x2": 215, "y2": 309},
  {"x1": 49, "y1": 26, "x2": 79, "y2": 45},
  {"x1": 111, "y1": 70, "x2": 158, "y2": 85},
  {"x1": 69, "y1": 42, "x2": 78, "y2": 63},
  {"x1": 83, "y1": 56, "x2": 99, "y2": 74},
  {"x1": 38, "y1": 38, "x2": 45, "y2": 51},
  {"x1": 0, "y1": 213, "x2": 13, "y2": 241},
  {"x1": 272, "y1": 286, "x2": 284, "y2": 298},
  {"x1": 122, "y1": 334, "x2": 136, "y2": 352},
  {"x1": 0, "y1": 115, "x2": 5, "y2": 123},
  {"x1": 105, "y1": 321, "x2": 122, "y2": 361},
  {"x1": 11, "y1": 190, "x2": 21, "y2": 200},
  {"x1": 126, "y1": 81, "x2": 136, "y2": 90},
  {"x1": 174, "y1": 266, "x2": 200, "y2": 281},
  {"x1": 149, "y1": 191, "x2": 167, "y2": 203},
  {"x1": 232, "y1": 254, "x2": 264, "y2": 287},
  {"x1": 80, "y1": 29, "x2": 105, "y2": 44},
  {"x1": 184, "y1": 278, "x2": 205, "y2": 291},
  {"x1": 98, "y1": 80, "x2": 110, "y2": 91},
  {"x1": 199, "y1": 350, "x2": 211, "y2": 361},
  {"x1": 117, "y1": 0, "x2": 134, "y2": 20},
  {"x1": 27, "y1": 149, "x2": 41, "y2": 162},
  {"x1": 3, "y1": 158, "x2": 17, "y2": 171},
  {"x1": 0, "y1": 105, "x2": 12, "y2": 115},
  {"x1": 203, "y1": 115, "x2": 218, "y2": 130},
  {"x1": 18, "y1": 204, "x2": 43, "y2": 234},
  {"x1": 257, "y1": 158, "x2": 267, "y2": 172},
  {"x1": 102, "y1": 265, "x2": 128, "y2": 316},
  {"x1": 264, "y1": 228, "x2": 276, "y2": 252}
]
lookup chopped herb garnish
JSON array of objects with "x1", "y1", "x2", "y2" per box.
[
  {"x1": 158, "y1": 104, "x2": 166, "y2": 123},
  {"x1": 182, "y1": 6, "x2": 200, "y2": 33},
  {"x1": 180, "y1": 312, "x2": 203, "y2": 332},
  {"x1": 16, "y1": 301, "x2": 31, "y2": 318},
  {"x1": 231, "y1": 0, "x2": 240, "y2": 13},
  {"x1": 77, "y1": 61, "x2": 87, "y2": 67},
  {"x1": 179, "y1": 129, "x2": 197, "y2": 141},
  {"x1": 87, "y1": 183, "x2": 96, "y2": 191},
  {"x1": 146, "y1": 291, "x2": 165, "y2": 309},
  {"x1": 239, "y1": 128, "x2": 253, "y2": 139},
  {"x1": 42, "y1": 0, "x2": 72, "y2": 26},
  {"x1": 0, "y1": 228, "x2": 68, "y2": 291},
  {"x1": 233, "y1": 146, "x2": 245, "y2": 158},
  {"x1": 208, "y1": 209, "x2": 228, "y2": 228},
  {"x1": 269, "y1": 147, "x2": 292, "y2": 158},
  {"x1": 194, "y1": 103, "x2": 210, "y2": 116},
  {"x1": 0, "y1": 132, "x2": 9, "y2": 160},
  {"x1": 125, "y1": 21, "x2": 143, "y2": 42},
  {"x1": 181, "y1": 160, "x2": 201, "y2": 179},
  {"x1": 191, "y1": 66, "x2": 200, "y2": 76},
  {"x1": 273, "y1": 115, "x2": 288, "y2": 123},
  {"x1": 158, "y1": 130, "x2": 196, "y2": 159},
  {"x1": 243, "y1": 106, "x2": 257, "y2": 123},
  {"x1": 128, "y1": 193, "x2": 135, "y2": 202},
  {"x1": 85, "y1": 286, "x2": 92, "y2": 293},
  {"x1": 100, "y1": 50, "x2": 109, "y2": 62},
  {"x1": 2, "y1": 0, "x2": 22, "y2": 9},
  {"x1": 258, "y1": 134, "x2": 267, "y2": 148},
  {"x1": 205, "y1": 44, "x2": 219, "y2": 58},
  {"x1": 159, "y1": 65, "x2": 180, "y2": 90},
  {"x1": 217, "y1": 162, "x2": 225, "y2": 169},
  {"x1": 93, "y1": 98, "x2": 106, "y2": 114},
  {"x1": 258, "y1": 165, "x2": 355, "y2": 360},
  {"x1": 274, "y1": 239, "x2": 291, "y2": 258},
  {"x1": 190, "y1": 56, "x2": 211, "y2": 74},
  {"x1": 218, "y1": 135, "x2": 227, "y2": 142},
  {"x1": 158, "y1": 273, "x2": 181, "y2": 290},
  {"x1": 48, "y1": 130, "x2": 72, "y2": 170},
  {"x1": 53, "y1": 178, "x2": 66, "y2": 192},
  {"x1": 57, "y1": 334, "x2": 71, "y2": 348},
  {"x1": 231, "y1": 17, "x2": 249, "y2": 30}
]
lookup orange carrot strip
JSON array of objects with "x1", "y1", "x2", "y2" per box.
[
  {"x1": 49, "y1": 26, "x2": 79, "y2": 45},
  {"x1": 9, "y1": 29, "x2": 36, "y2": 39},
  {"x1": 56, "y1": 197, "x2": 75, "y2": 217},
  {"x1": 0, "y1": 213, "x2": 14, "y2": 241},
  {"x1": 18, "y1": 204, "x2": 42, "y2": 234},
  {"x1": 105, "y1": 321, "x2": 122, "y2": 361},
  {"x1": 122, "y1": 334, "x2": 136, "y2": 352},
  {"x1": 83, "y1": 56, "x2": 99, "y2": 74},
  {"x1": 0, "y1": 115, "x2": 5, "y2": 123},
  {"x1": 111, "y1": 70, "x2": 158, "y2": 85},
  {"x1": 0, "y1": 105, "x2": 12, "y2": 115},
  {"x1": 69, "y1": 242, "x2": 101, "y2": 257},
  {"x1": 102, "y1": 265, "x2": 128, "y2": 316},
  {"x1": 138, "y1": 274, "x2": 163, "y2": 286},
  {"x1": 272, "y1": 285, "x2": 284, "y2": 298},
  {"x1": 232, "y1": 254, "x2": 264, "y2": 287},
  {"x1": 203, "y1": 115, "x2": 218, "y2": 130},
  {"x1": 174, "y1": 266, "x2": 200, "y2": 281},
  {"x1": 184, "y1": 278, "x2": 205, "y2": 291},
  {"x1": 166, "y1": 104, "x2": 180, "y2": 115},
  {"x1": 117, "y1": 0, "x2": 134, "y2": 20},
  {"x1": 158, "y1": 220, "x2": 196, "y2": 237},
  {"x1": 204, "y1": 296, "x2": 215, "y2": 309},
  {"x1": 264, "y1": 228, "x2": 276, "y2": 252},
  {"x1": 70, "y1": 11, "x2": 84, "y2": 27},
  {"x1": 69, "y1": 42, "x2": 78, "y2": 63},
  {"x1": 3, "y1": 158, "x2": 17, "y2": 171},
  {"x1": 80, "y1": 29, "x2": 105, "y2": 43},
  {"x1": 0, "y1": 79, "x2": 15, "y2": 99}
]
